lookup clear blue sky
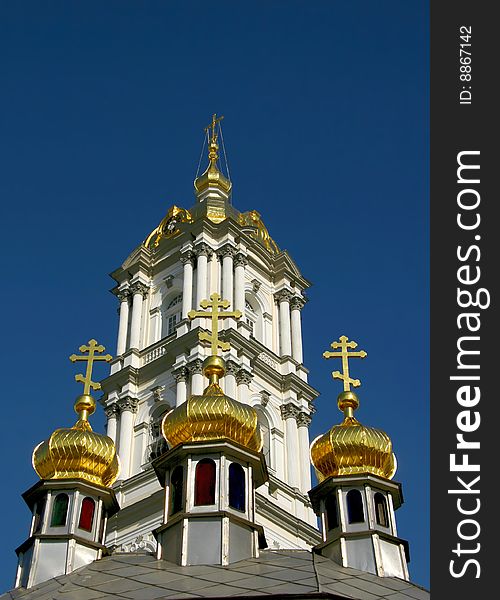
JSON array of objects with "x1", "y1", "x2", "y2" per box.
[{"x1": 0, "y1": 0, "x2": 429, "y2": 591}]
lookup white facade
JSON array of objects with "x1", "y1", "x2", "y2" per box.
[{"x1": 100, "y1": 187, "x2": 321, "y2": 553}]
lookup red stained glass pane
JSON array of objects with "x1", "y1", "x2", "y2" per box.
[
  {"x1": 78, "y1": 497, "x2": 95, "y2": 532},
  {"x1": 194, "y1": 459, "x2": 216, "y2": 506}
]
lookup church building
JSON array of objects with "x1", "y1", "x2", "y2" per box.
[{"x1": 2, "y1": 116, "x2": 429, "y2": 600}]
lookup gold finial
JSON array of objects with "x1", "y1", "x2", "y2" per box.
[
  {"x1": 69, "y1": 339, "x2": 113, "y2": 396},
  {"x1": 188, "y1": 293, "x2": 241, "y2": 355},
  {"x1": 323, "y1": 335, "x2": 367, "y2": 391}
]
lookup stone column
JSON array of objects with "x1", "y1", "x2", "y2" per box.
[
  {"x1": 117, "y1": 397, "x2": 138, "y2": 479},
  {"x1": 116, "y1": 290, "x2": 130, "y2": 355},
  {"x1": 180, "y1": 251, "x2": 194, "y2": 319},
  {"x1": 290, "y1": 296, "x2": 306, "y2": 364},
  {"x1": 297, "y1": 411, "x2": 312, "y2": 493},
  {"x1": 280, "y1": 403, "x2": 300, "y2": 489},
  {"x1": 275, "y1": 290, "x2": 293, "y2": 357},
  {"x1": 195, "y1": 243, "x2": 213, "y2": 307},
  {"x1": 129, "y1": 282, "x2": 149, "y2": 350},
  {"x1": 104, "y1": 404, "x2": 120, "y2": 443},
  {"x1": 236, "y1": 369, "x2": 253, "y2": 405},
  {"x1": 234, "y1": 253, "x2": 248, "y2": 315},
  {"x1": 173, "y1": 366, "x2": 189, "y2": 407},
  {"x1": 217, "y1": 245, "x2": 236, "y2": 307},
  {"x1": 189, "y1": 359, "x2": 204, "y2": 395},
  {"x1": 225, "y1": 360, "x2": 239, "y2": 398}
]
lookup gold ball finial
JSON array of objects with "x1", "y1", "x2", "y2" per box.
[
  {"x1": 74, "y1": 394, "x2": 96, "y2": 421},
  {"x1": 337, "y1": 390, "x2": 359, "y2": 418},
  {"x1": 203, "y1": 355, "x2": 226, "y2": 386}
]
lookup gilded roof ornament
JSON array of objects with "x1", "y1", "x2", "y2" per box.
[
  {"x1": 310, "y1": 335, "x2": 396, "y2": 481},
  {"x1": 32, "y1": 339, "x2": 119, "y2": 487},
  {"x1": 194, "y1": 113, "x2": 232, "y2": 196},
  {"x1": 144, "y1": 205, "x2": 193, "y2": 248},
  {"x1": 162, "y1": 294, "x2": 261, "y2": 452}
]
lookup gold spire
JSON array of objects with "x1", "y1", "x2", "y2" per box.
[
  {"x1": 162, "y1": 294, "x2": 261, "y2": 452},
  {"x1": 310, "y1": 335, "x2": 396, "y2": 481},
  {"x1": 194, "y1": 113, "x2": 232, "y2": 196},
  {"x1": 32, "y1": 339, "x2": 120, "y2": 487}
]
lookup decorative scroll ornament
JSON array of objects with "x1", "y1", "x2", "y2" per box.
[{"x1": 144, "y1": 205, "x2": 193, "y2": 248}]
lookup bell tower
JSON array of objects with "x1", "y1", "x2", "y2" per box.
[
  {"x1": 309, "y1": 336, "x2": 410, "y2": 579},
  {"x1": 100, "y1": 116, "x2": 320, "y2": 554},
  {"x1": 15, "y1": 340, "x2": 120, "y2": 589}
]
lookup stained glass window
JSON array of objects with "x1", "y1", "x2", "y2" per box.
[
  {"x1": 78, "y1": 497, "x2": 95, "y2": 532},
  {"x1": 170, "y1": 466, "x2": 184, "y2": 514},
  {"x1": 50, "y1": 494, "x2": 69, "y2": 527},
  {"x1": 194, "y1": 459, "x2": 216, "y2": 506},
  {"x1": 228, "y1": 463, "x2": 245, "y2": 512},
  {"x1": 346, "y1": 489, "x2": 364, "y2": 524}
]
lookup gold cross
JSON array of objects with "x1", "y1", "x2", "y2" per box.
[
  {"x1": 204, "y1": 113, "x2": 224, "y2": 143},
  {"x1": 323, "y1": 335, "x2": 367, "y2": 391},
  {"x1": 69, "y1": 339, "x2": 113, "y2": 395},
  {"x1": 188, "y1": 292, "x2": 241, "y2": 355}
]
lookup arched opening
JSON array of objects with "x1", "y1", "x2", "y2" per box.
[
  {"x1": 33, "y1": 498, "x2": 46, "y2": 534},
  {"x1": 149, "y1": 404, "x2": 170, "y2": 461},
  {"x1": 325, "y1": 494, "x2": 339, "y2": 531},
  {"x1": 346, "y1": 489, "x2": 365, "y2": 524},
  {"x1": 170, "y1": 465, "x2": 184, "y2": 515},
  {"x1": 50, "y1": 494, "x2": 69, "y2": 527},
  {"x1": 162, "y1": 292, "x2": 182, "y2": 338},
  {"x1": 244, "y1": 295, "x2": 264, "y2": 343},
  {"x1": 228, "y1": 463, "x2": 246, "y2": 512},
  {"x1": 374, "y1": 492, "x2": 389, "y2": 527},
  {"x1": 78, "y1": 497, "x2": 96, "y2": 532},
  {"x1": 194, "y1": 459, "x2": 216, "y2": 506}
]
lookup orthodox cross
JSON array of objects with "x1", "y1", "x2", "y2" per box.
[
  {"x1": 204, "y1": 113, "x2": 224, "y2": 143},
  {"x1": 69, "y1": 339, "x2": 113, "y2": 395},
  {"x1": 188, "y1": 292, "x2": 241, "y2": 355},
  {"x1": 323, "y1": 335, "x2": 367, "y2": 391}
]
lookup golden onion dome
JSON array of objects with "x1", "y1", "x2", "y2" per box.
[
  {"x1": 194, "y1": 137, "x2": 232, "y2": 195},
  {"x1": 33, "y1": 394, "x2": 120, "y2": 488},
  {"x1": 310, "y1": 391, "x2": 396, "y2": 482},
  {"x1": 162, "y1": 356, "x2": 261, "y2": 452}
]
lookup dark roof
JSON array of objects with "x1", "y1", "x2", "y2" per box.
[{"x1": 2, "y1": 550, "x2": 429, "y2": 600}]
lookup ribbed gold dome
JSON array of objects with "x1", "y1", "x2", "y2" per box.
[
  {"x1": 162, "y1": 357, "x2": 261, "y2": 452},
  {"x1": 33, "y1": 395, "x2": 120, "y2": 488},
  {"x1": 194, "y1": 138, "x2": 232, "y2": 195},
  {"x1": 310, "y1": 391, "x2": 396, "y2": 482}
]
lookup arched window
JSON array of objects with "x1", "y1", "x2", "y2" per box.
[
  {"x1": 50, "y1": 494, "x2": 69, "y2": 527},
  {"x1": 346, "y1": 489, "x2": 365, "y2": 524},
  {"x1": 325, "y1": 494, "x2": 339, "y2": 531},
  {"x1": 33, "y1": 498, "x2": 46, "y2": 534},
  {"x1": 228, "y1": 463, "x2": 246, "y2": 512},
  {"x1": 194, "y1": 459, "x2": 216, "y2": 506},
  {"x1": 162, "y1": 293, "x2": 182, "y2": 337},
  {"x1": 244, "y1": 295, "x2": 264, "y2": 343},
  {"x1": 170, "y1": 466, "x2": 184, "y2": 515},
  {"x1": 374, "y1": 492, "x2": 389, "y2": 527},
  {"x1": 78, "y1": 497, "x2": 96, "y2": 532},
  {"x1": 149, "y1": 405, "x2": 170, "y2": 460}
]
